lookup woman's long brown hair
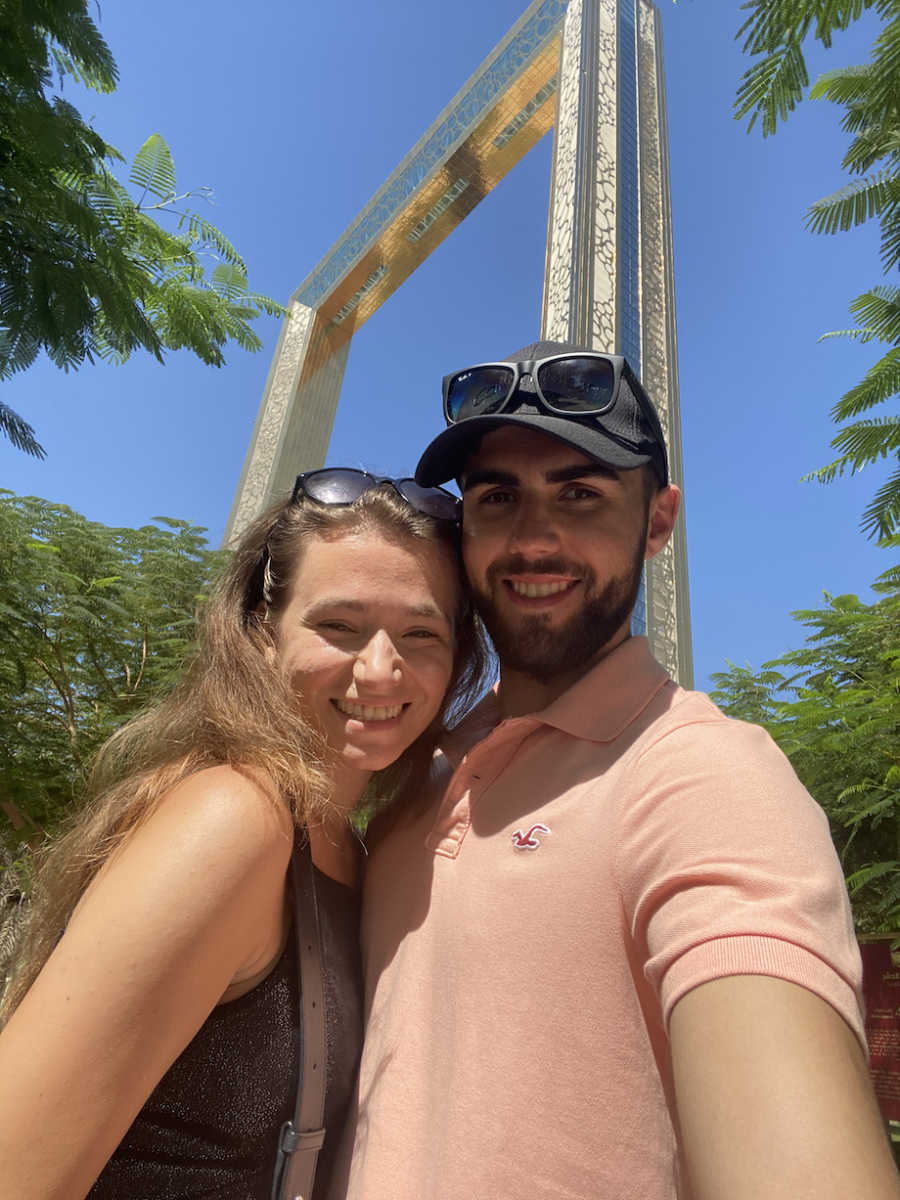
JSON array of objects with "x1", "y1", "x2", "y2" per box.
[{"x1": 1, "y1": 484, "x2": 492, "y2": 1021}]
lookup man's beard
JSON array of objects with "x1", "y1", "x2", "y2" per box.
[{"x1": 471, "y1": 543, "x2": 645, "y2": 684}]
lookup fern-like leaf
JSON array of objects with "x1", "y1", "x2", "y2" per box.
[
  {"x1": 829, "y1": 346, "x2": 900, "y2": 419},
  {"x1": 735, "y1": 39, "x2": 809, "y2": 135},
  {"x1": 0, "y1": 403, "x2": 46, "y2": 458},
  {"x1": 846, "y1": 859, "x2": 900, "y2": 892},
  {"x1": 804, "y1": 408, "x2": 900, "y2": 539},
  {"x1": 244, "y1": 291, "x2": 286, "y2": 319},
  {"x1": 49, "y1": 44, "x2": 117, "y2": 94},
  {"x1": 181, "y1": 215, "x2": 244, "y2": 269},
  {"x1": 45, "y1": 8, "x2": 119, "y2": 93},
  {"x1": 734, "y1": 0, "x2": 887, "y2": 133},
  {"x1": 860, "y1": 462, "x2": 900, "y2": 539},
  {"x1": 878, "y1": 201, "x2": 900, "y2": 273},
  {"x1": 130, "y1": 134, "x2": 178, "y2": 203},
  {"x1": 805, "y1": 170, "x2": 896, "y2": 235},
  {"x1": 209, "y1": 264, "x2": 248, "y2": 300},
  {"x1": 818, "y1": 328, "x2": 870, "y2": 341},
  {"x1": 873, "y1": 534, "x2": 900, "y2": 582},
  {"x1": 736, "y1": 2, "x2": 813, "y2": 56},
  {"x1": 841, "y1": 125, "x2": 900, "y2": 175},
  {"x1": 809, "y1": 62, "x2": 876, "y2": 105},
  {"x1": 848, "y1": 285, "x2": 900, "y2": 343},
  {"x1": 830, "y1": 414, "x2": 900, "y2": 462}
]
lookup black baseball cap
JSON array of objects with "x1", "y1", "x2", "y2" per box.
[{"x1": 415, "y1": 340, "x2": 669, "y2": 487}]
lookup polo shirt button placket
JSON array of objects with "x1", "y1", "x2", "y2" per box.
[{"x1": 428, "y1": 722, "x2": 540, "y2": 855}]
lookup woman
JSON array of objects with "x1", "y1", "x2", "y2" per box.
[{"x1": 0, "y1": 469, "x2": 490, "y2": 1200}]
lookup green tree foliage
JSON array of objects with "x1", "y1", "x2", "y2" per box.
[
  {"x1": 710, "y1": 573, "x2": 900, "y2": 932},
  {"x1": 0, "y1": 490, "x2": 225, "y2": 848},
  {"x1": 735, "y1": 1, "x2": 900, "y2": 540},
  {"x1": 0, "y1": 0, "x2": 283, "y2": 457}
]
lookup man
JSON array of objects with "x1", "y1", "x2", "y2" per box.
[{"x1": 342, "y1": 342, "x2": 898, "y2": 1200}]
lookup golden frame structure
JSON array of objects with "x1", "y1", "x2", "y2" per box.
[{"x1": 226, "y1": 0, "x2": 692, "y2": 685}]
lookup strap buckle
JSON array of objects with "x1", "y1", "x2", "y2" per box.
[{"x1": 278, "y1": 1120, "x2": 326, "y2": 1156}]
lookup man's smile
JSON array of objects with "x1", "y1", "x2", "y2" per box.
[
  {"x1": 505, "y1": 577, "x2": 579, "y2": 599},
  {"x1": 501, "y1": 576, "x2": 582, "y2": 608}
]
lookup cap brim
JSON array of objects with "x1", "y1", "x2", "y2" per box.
[{"x1": 415, "y1": 412, "x2": 655, "y2": 487}]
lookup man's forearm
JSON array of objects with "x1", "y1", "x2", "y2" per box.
[{"x1": 670, "y1": 975, "x2": 900, "y2": 1200}]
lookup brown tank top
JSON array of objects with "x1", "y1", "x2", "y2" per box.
[{"x1": 88, "y1": 863, "x2": 362, "y2": 1200}]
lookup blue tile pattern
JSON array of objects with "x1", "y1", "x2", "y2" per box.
[
  {"x1": 295, "y1": 0, "x2": 569, "y2": 308},
  {"x1": 633, "y1": 577, "x2": 647, "y2": 637}
]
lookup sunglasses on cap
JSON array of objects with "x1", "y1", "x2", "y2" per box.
[
  {"x1": 292, "y1": 468, "x2": 461, "y2": 523},
  {"x1": 443, "y1": 352, "x2": 646, "y2": 425}
]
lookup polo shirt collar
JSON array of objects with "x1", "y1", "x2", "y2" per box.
[
  {"x1": 536, "y1": 635, "x2": 671, "y2": 743},
  {"x1": 446, "y1": 635, "x2": 671, "y2": 764}
]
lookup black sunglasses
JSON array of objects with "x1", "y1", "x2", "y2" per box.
[
  {"x1": 443, "y1": 352, "x2": 629, "y2": 424},
  {"x1": 292, "y1": 468, "x2": 461, "y2": 523}
]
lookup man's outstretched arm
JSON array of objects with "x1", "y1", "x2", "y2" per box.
[{"x1": 670, "y1": 975, "x2": 899, "y2": 1200}]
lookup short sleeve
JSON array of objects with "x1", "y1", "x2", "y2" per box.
[{"x1": 614, "y1": 714, "x2": 866, "y2": 1049}]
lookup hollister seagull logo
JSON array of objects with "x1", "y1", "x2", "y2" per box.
[{"x1": 511, "y1": 823, "x2": 551, "y2": 851}]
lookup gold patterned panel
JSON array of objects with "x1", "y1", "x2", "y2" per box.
[{"x1": 305, "y1": 36, "x2": 562, "y2": 359}]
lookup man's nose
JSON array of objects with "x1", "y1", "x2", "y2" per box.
[
  {"x1": 508, "y1": 496, "x2": 561, "y2": 554},
  {"x1": 353, "y1": 630, "x2": 402, "y2": 688}
]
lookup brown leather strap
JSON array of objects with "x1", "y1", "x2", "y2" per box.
[{"x1": 276, "y1": 839, "x2": 326, "y2": 1200}]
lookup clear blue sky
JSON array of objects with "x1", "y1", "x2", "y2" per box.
[{"x1": 1, "y1": 0, "x2": 892, "y2": 690}]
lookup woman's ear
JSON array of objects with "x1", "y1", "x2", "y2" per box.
[
  {"x1": 645, "y1": 484, "x2": 680, "y2": 561},
  {"x1": 251, "y1": 605, "x2": 278, "y2": 664}
]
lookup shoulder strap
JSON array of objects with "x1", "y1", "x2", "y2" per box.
[{"x1": 272, "y1": 838, "x2": 327, "y2": 1200}]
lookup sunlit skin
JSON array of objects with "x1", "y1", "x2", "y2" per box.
[
  {"x1": 271, "y1": 529, "x2": 459, "y2": 806},
  {"x1": 461, "y1": 426, "x2": 679, "y2": 716}
]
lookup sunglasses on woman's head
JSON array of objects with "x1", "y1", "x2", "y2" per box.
[{"x1": 292, "y1": 468, "x2": 461, "y2": 523}]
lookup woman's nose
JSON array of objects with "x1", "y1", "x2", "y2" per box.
[{"x1": 352, "y1": 630, "x2": 402, "y2": 688}]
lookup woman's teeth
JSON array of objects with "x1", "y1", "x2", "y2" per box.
[
  {"x1": 334, "y1": 700, "x2": 404, "y2": 721},
  {"x1": 509, "y1": 579, "x2": 573, "y2": 598}
]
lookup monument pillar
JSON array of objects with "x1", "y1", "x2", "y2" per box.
[
  {"x1": 543, "y1": 0, "x2": 692, "y2": 684},
  {"x1": 225, "y1": 304, "x2": 350, "y2": 539}
]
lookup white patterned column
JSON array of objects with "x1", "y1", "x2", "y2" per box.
[
  {"x1": 542, "y1": 0, "x2": 619, "y2": 346},
  {"x1": 638, "y1": 0, "x2": 692, "y2": 685}
]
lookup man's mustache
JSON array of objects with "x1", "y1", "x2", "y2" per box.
[{"x1": 485, "y1": 555, "x2": 592, "y2": 585}]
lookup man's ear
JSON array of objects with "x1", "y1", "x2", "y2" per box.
[{"x1": 645, "y1": 484, "x2": 680, "y2": 561}]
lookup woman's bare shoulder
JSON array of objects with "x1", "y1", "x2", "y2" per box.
[
  {"x1": 124, "y1": 764, "x2": 295, "y2": 877},
  {"x1": 165, "y1": 762, "x2": 293, "y2": 822},
  {"x1": 65, "y1": 763, "x2": 297, "y2": 959},
  {"x1": 0, "y1": 769, "x2": 300, "y2": 1198}
]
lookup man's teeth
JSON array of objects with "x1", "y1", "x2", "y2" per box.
[
  {"x1": 509, "y1": 579, "x2": 573, "y2": 598},
  {"x1": 334, "y1": 700, "x2": 404, "y2": 721}
]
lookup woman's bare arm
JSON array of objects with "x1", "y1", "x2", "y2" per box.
[{"x1": 0, "y1": 765, "x2": 294, "y2": 1200}]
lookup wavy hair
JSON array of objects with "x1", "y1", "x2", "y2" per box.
[{"x1": 1, "y1": 484, "x2": 492, "y2": 1022}]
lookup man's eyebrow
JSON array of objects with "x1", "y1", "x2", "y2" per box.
[
  {"x1": 462, "y1": 468, "x2": 519, "y2": 492},
  {"x1": 545, "y1": 464, "x2": 621, "y2": 484},
  {"x1": 462, "y1": 463, "x2": 620, "y2": 491}
]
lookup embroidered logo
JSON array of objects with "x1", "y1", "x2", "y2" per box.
[{"x1": 511, "y1": 823, "x2": 551, "y2": 851}]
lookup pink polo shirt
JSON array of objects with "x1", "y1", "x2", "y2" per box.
[{"x1": 341, "y1": 637, "x2": 865, "y2": 1200}]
